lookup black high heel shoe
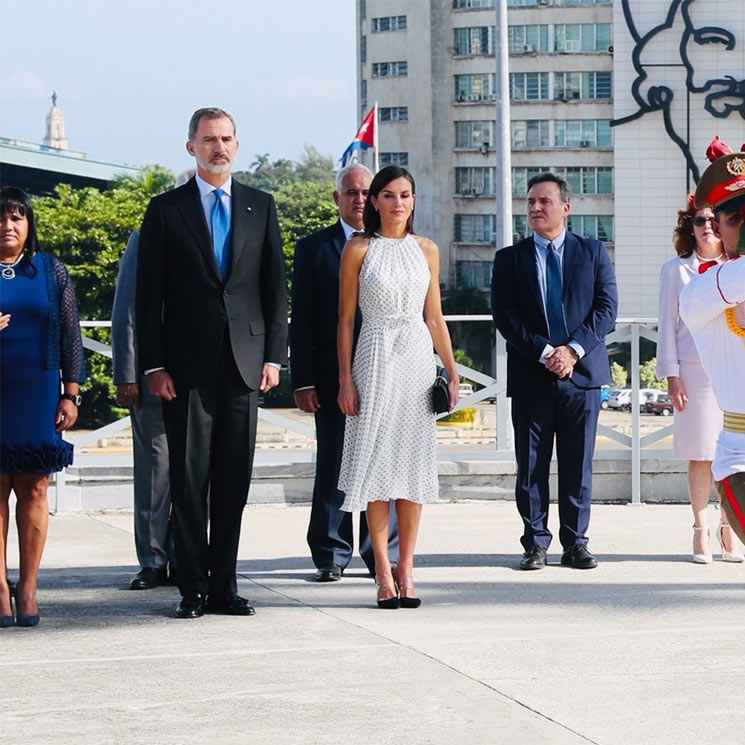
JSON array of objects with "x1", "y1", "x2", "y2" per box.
[
  {"x1": 1, "y1": 583, "x2": 15, "y2": 628},
  {"x1": 14, "y1": 585, "x2": 40, "y2": 628},
  {"x1": 375, "y1": 574, "x2": 400, "y2": 609},
  {"x1": 394, "y1": 572, "x2": 422, "y2": 609}
]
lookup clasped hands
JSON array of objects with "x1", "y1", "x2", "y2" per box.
[{"x1": 544, "y1": 345, "x2": 579, "y2": 379}]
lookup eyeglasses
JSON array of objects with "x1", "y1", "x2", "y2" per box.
[{"x1": 692, "y1": 216, "x2": 715, "y2": 227}]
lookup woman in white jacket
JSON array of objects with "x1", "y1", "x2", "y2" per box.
[{"x1": 657, "y1": 195, "x2": 742, "y2": 563}]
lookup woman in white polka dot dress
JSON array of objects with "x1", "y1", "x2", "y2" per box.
[{"x1": 337, "y1": 166, "x2": 460, "y2": 609}]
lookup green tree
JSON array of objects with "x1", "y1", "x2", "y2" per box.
[
  {"x1": 611, "y1": 361, "x2": 628, "y2": 388},
  {"x1": 33, "y1": 166, "x2": 174, "y2": 425},
  {"x1": 640, "y1": 358, "x2": 667, "y2": 390}
]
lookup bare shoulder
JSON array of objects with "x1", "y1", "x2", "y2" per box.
[
  {"x1": 412, "y1": 234, "x2": 439, "y2": 257},
  {"x1": 341, "y1": 235, "x2": 370, "y2": 265}
]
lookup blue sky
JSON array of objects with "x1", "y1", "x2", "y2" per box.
[{"x1": 1, "y1": 0, "x2": 357, "y2": 172}]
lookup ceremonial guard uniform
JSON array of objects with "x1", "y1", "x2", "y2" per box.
[{"x1": 680, "y1": 137, "x2": 745, "y2": 542}]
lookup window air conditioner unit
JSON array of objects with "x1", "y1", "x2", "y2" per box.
[
  {"x1": 522, "y1": 44, "x2": 536, "y2": 54},
  {"x1": 473, "y1": 189, "x2": 484, "y2": 196},
  {"x1": 537, "y1": 0, "x2": 549, "y2": 5},
  {"x1": 565, "y1": 40, "x2": 580, "y2": 52},
  {"x1": 608, "y1": 45, "x2": 614, "y2": 54},
  {"x1": 571, "y1": 91, "x2": 581, "y2": 99},
  {"x1": 468, "y1": 93, "x2": 481, "y2": 101},
  {"x1": 579, "y1": 140, "x2": 590, "y2": 147}
]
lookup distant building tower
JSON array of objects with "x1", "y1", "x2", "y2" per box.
[{"x1": 43, "y1": 91, "x2": 69, "y2": 150}]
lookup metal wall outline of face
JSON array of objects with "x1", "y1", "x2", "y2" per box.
[{"x1": 613, "y1": 0, "x2": 745, "y2": 187}]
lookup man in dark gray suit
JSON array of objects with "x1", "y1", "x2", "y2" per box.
[
  {"x1": 111, "y1": 171, "x2": 193, "y2": 591},
  {"x1": 137, "y1": 108, "x2": 287, "y2": 618}
]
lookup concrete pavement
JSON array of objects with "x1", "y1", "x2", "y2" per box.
[{"x1": 2, "y1": 501, "x2": 744, "y2": 745}]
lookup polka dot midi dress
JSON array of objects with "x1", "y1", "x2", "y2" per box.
[{"x1": 338, "y1": 234, "x2": 439, "y2": 512}]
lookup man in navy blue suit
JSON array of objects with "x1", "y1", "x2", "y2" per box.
[
  {"x1": 491, "y1": 173, "x2": 617, "y2": 570},
  {"x1": 290, "y1": 163, "x2": 399, "y2": 581}
]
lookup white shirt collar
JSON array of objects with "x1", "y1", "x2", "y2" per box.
[
  {"x1": 195, "y1": 171, "x2": 232, "y2": 198},
  {"x1": 339, "y1": 218, "x2": 361, "y2": 240},
  {"x1": 533, "y1": 229, "x2": 566, "y2": 253}
]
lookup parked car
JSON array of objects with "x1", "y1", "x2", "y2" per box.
[
  {"x1": 646, "y1": 392, "x2": 674, "y2": 416},
  {"x1": 639, "y1": 388, "x2": 666, "y2": 413},
  {"x1": 600, "y1": 385, "x2": 615, "y2": 410},
  {"x1": 608, "y1": 389, "x2": 631, "y2": 410},
  {"x1": 458, "y1": 383, "x2": 474, "y2": 397}
]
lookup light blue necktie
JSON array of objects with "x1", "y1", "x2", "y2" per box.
[
  {"x1": 211, "y1": 188, "x2": 231, "y2": 279},
  {"x1": 545, "y1": 242, "x2": 567, "y2": 345}
]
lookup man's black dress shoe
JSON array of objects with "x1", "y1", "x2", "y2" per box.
[
  {"x1": 519, "y1": 545, "x2": 547, "y2": 570},
  {"x1": 175, "y1": 593, "x2": 206, "y2": 619},
  {"x1": 206, "y1": 593, "x2": 256, "y2": 616},
  {"x1": 560, "y1": 544, "x2": 598, "y2": 569},
  {"x1": 130, "y1": 567, "x2": 168, "y2": 590},
  {"x1": 314, "y1": 565, "x2": 342, "y2": 582}
]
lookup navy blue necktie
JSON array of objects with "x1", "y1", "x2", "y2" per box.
[
  {"x1": 545, "y1": 242, "x2": 567, "y2": 345},
  {"x1": 211, "y1": 188, "x2": 231, "y2": 279}
]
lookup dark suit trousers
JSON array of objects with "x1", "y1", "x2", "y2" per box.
[
  {"x1": 307, "y1": 368, "x2": 399, "y2": 574},
  {"x1": 511, "y1": 378, "x2": 600, "y2": 551},
  {"x1": 162, "y1": 339, "x2": 257, "y2": 596}
]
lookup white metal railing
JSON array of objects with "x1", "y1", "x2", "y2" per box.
[{"x1": 57, "y1": 316, "x2": 669, "y2": 511}]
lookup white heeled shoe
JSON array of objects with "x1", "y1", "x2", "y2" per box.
[
  {"x1": 692, "y1": 525, "x2": 713, "y2": 564},
  {"x1": 717, "y1": 522, "x2": 745, "y2": 563}
]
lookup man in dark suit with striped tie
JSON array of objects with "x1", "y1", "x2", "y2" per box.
[
  {"x1": 137, "y1": 108, "x2": 287, "y2": 617},
  {"x1": 491, "y1": 173, "x2": 617, "y2": 570}
]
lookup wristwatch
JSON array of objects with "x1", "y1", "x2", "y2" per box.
[{"x1": 60, "y1": 393, "x2": 82, "y2": 406}]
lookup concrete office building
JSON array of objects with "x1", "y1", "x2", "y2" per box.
[{"x1": 356, "y1": 0, "x2": 614, "y2": 292}]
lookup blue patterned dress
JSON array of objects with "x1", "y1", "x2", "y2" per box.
[{"x1": 0, "y1": 253, "x2": 84, "y2": 473}]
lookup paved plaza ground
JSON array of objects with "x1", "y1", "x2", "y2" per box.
[{"x1": 3, "y1": 500, "x2": 743, "y2": 745}]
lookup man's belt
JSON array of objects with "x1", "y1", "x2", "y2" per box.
[{"x1": 723, "y1": 411, "x2": 745, "y2": 433}]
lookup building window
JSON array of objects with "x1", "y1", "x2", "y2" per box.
[
  {"x1": 360, "y1": 36, "x2": 366, "y2": 64},
  {"x1": 511, "y1": 120, "x2": 550, "y2": 148},
  {"x1": 454, "y1": 214, "x2": 496, "y2": 243},
  {"x1": 554, "y1": 71, "x2": 612, "y2": 100},
  {"x1": 372, "y1": 61, "x2": 408, "y2": 77},
  {"x1": 510, "y1": 72, "x2": 549, "y2": 101},
  {"x1": 456, "y1": 260, "x2": 493, "y2": 289},
  {"x1": 555, "y1": 24, "x2": 613, "y2": 52},
  {"x1": 455, "y1": 167, "x2": 496, "y2": 196},
  {"x1": 512, "y1": 167, "x2": 551, "y2": 195},
  {"x1": 454, "y1": 26, "x2": 495, "y2": 56},
  {"x1": 372, "y1": 15, "x2": 407, "y2": 32},
  {"x1": 512, "y1": 215, "x2": 529, "y2": 241},
  {"x1": 361, "y1": 79, "x2": 367, "y2": 109},
  {"x1": 508, "y1": 25, "x2": 549, "y2": 53},
  {"x1": 454, "y1": 0, "x2": 496, "y2": 9},
  {"x1": 553, "y1": 166, "x2": 613, "y2": 195},
  {"x1": 567, "y1": 215, "x2": 614, "y2": 243},
  {"x1": 379, "y1": 106, "x2": 409, "y2": 122},
  {"x1": 455, "y1": 73, "x2": 496, "y2": 102},
  {"x1": 379, "y1": 152, "x2": 409, "y2": 166},
  {"x1": 554, "y1": 119, "x2": 613, "y2": 147},
  {"x1": 455, "y1": 120, "x2": 494, "y2": 148}
]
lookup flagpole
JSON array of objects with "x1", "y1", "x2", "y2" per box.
[{"x1": 373, "y1": 101, "x2": 379, "y2": 173}]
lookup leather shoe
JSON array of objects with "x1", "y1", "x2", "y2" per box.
[
  {"x1": 519, "y1": 545, "x2": 547, "y2": 570},
  {"x1": 175, "y1": 593, "x2": 206, "y2": 619},
  {"x1": 130, "y1": 567, "x2": 168, "y2": 590},
  {"x1": 560, "y1": 544, "x2": 598, "y2": 569},
  {"x1": 314, "y1": 565, "x2": 342, "y2": 582},
  {"x1": 206, "y1": 593, "x2": 256, "y2": 616}
]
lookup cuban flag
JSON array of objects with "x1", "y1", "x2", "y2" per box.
[{"x1": 341, "y1": 106, "x2": 376, "y2": 167}]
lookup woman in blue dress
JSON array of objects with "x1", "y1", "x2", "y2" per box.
[{"x1": 0, "y1": 187, "x2": 85, "y2": 628}]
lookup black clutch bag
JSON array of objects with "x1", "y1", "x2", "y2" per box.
[{"x1": 432, "y1": 370, "x2": 450, "y2": 414}]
